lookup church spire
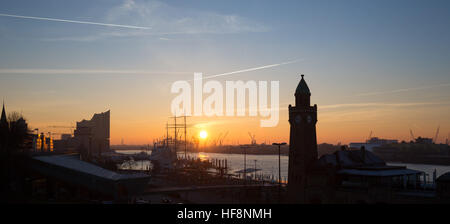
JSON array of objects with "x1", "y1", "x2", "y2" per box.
[{"x1": 1, "y1": 100, "x2": 7, "y2": 124}]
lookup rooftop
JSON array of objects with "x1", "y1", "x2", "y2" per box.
[
  {"x1": 33, "y1": 154, "x2": 149, "y2": 181},
  {"x1": 338, "y1": 168, "x2": 422, "y2": 177},
  {"x1": 318, "y1": 149, "x2": 386, "y2": 168},
  {"x1": 295, "y1": 74, "x2": 311, "y2": 95},
  {"x1": 437, "y1": 172, "x2": 450, "y2": 183}
]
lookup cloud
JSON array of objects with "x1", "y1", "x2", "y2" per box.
[
  {"x1": 42, "y1": 0, "x2": 269, "y2": 42},
  {"x1": 0, "y1": 13, "x2": 151, "y2": 30},
  {"x1": 0, "y1": 69, "x2": 189, "y2": 75},
  {"x1": 319, "y1": 101, "x2": 450, "y2": 110},
  {"x1": 106, "y1": 0, "x2": 268, "y2": 34},
  {"x1": 356, "y1": 83, "x2": 450, "y2": 96}
]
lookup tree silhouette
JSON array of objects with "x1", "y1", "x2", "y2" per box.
[{"x1": 0, "y1": 111, "x2": 32, "y2": 201}]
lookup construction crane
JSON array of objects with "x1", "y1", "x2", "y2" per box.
[
  {"x1": 47, "y1": 125, "x2": 76, "y2": 134},
  {"x1": 219, "y1": 131, "x2": 229, "y2": 146},
  {"x1": 367, "y1": 130, "x2": 373, "y2": 141},
  {"x1": 410, "y1": 129, "x2": 415, "y2": 142},
  {"x1": 248, "y1": 132, "x2": 256, "y2": 145},
  {"x1": 212, "y1": 133, "x2": 223, "y2": 146},
  {"x1": 433, "y1": 126, "x2": 440, "y2": 144},
  {"x1": 48, "y1": 125, "x2": 75, "y2": 128},
  {"x1": 39, "y1": 131, "x2": 70, "y2": 142}
]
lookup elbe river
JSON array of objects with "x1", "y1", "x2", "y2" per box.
[{"x1": 117, "y1": 150, "x2": 450, "y2": 182}]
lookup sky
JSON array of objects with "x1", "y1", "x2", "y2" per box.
[{"x1": 0, "y1": 0, "x2": 449, "y2": 145}]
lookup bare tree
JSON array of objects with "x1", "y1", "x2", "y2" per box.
[{"x1": 7, "y1": 111, "x2": 21, "y2": 123}]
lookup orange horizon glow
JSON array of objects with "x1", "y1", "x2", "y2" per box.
[{"x1": 11, "y1": 97, "x2": 448, "y2": 146}]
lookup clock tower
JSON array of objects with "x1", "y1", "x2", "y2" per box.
[{"x1": 287, "y1": 74, "x2": 318, "y2": 203}]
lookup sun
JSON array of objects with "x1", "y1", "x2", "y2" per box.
[{"x1": 199, "y1": 130, "x2": 208, "y2": 139}]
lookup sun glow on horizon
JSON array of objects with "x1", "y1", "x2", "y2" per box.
[{"x1": 199, "y1": 130, "x2": 208, "y2": 139}]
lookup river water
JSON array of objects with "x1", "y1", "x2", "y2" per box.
[{"x1": 116, "y1": 150, "x2": 450, "y2": 181}]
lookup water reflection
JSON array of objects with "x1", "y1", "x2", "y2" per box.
[
  {"x1": 114, "y1": 150, "x2": 450, "y2": 180},
  {"x1": 197, "y1": 153, "x2": 209, "y2": 162}
]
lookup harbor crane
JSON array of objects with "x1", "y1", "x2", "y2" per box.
[
  {"x1": 48, "y1": 125, "x2": 75, "y2": 128},
  {"x1": 410, "y1": 129, "x2": 415, "y2": 142},
  {"x1": 47, "y1": 125, "x2": 76, "y2": 135},
  {"x1": 248, "y1": 132, "x2": 256, "y2": 145},
  {"x1": 47, "y1": 132, "x2": 70, "y2": 138},
  {"x1": 212, "y1": 133, "x2": 223, "y2": 146},
  {"x1": 433, "y1": 126, "x2": 440, "y2": 144},
  {"x1": 219, "y1": 131, "x2": 228, "y2": 146},
  {"x1": 367, "y1": 130, "x2": 373, "y2": 141},
  {"x1": 212, "y1": 131, "x2": 229, "y2": 146}
]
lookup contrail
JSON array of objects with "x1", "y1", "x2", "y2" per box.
[
  {"x1": 0, "y1": 13, "x2": 151, "y2": 30},
  {"x1": 357, "y1": 83, "x2": 450, "y2": 96},
  {"x1": 189, "y1": 59, "x2": 304, "y2": 81}
]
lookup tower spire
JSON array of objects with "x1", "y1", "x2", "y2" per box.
[
  {"x1": 1, "y1": 100, "x2": 7, "y2": 125},
  {"x1": 295, "y1": 74, "x2": 311, "y2": 106}
]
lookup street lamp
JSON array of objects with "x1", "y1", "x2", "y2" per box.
[
  {"x1": 254, "y1": 159, "x2": 257, "y2": 180},
  {"x1": 240, "y1": 145, "x2": 250, "y2": 185},
  {"x1": 272, "y1": 142, "x2": 286, "y2": 187}
]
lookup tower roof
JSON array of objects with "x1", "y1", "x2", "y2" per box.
[
  {"x1": 1, "y1": 101, "x2": 7, "y2": 123},
  {"x1": 295, "y1": 74, "x2": 311, "y2": 95}
]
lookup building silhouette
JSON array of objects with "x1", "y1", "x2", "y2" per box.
[
  {"x1": 52, "y1": 110, "x2": 110, "y2": 158},
  {"x1": 33, "y1": 132, "x2": 53, "y2": 152},
  {"x1": 288, "y1": 74, "x2": 318, "y2": 202},
  {"x1": 74, "y1": 110, "x2": 110, "y2": 159}
]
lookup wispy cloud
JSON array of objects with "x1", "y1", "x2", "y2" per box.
[
  {"x1": 37, "y1": 0, "x2": 269, "y2": 42},
  {"x1": 0, "y1": 13, "x2": 151, "y2": 30},
  {"x1": 356, "y1": 83, "x2": 450, "y2": 96},
  {"x1": 106, "y1": 0, "x2": 268, "y2": 34},
  {"x1": 0, "y1": 58, "x2": 301, "y2": 76},
  {"x1": 0, "y1": 69, "x2": 188, "y2": 75},
  {"x1": 320, "y1": 101, "x2": 450, "y2": 110}
]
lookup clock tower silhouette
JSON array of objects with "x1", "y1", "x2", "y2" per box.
[{"x1": 287, "y1": 74, "x2": 318, "y2": 202}]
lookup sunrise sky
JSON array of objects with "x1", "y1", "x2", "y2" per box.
[{"x1": 0, "y1": 0, "x2": 449, "y2": 145}]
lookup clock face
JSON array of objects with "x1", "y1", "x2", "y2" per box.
[
  {"x1": 307, "y1": 115, "x2": 312, "y2": 123},
  {"x1": 295, "y1": 115, "x2": 302, "y2": 124}
]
